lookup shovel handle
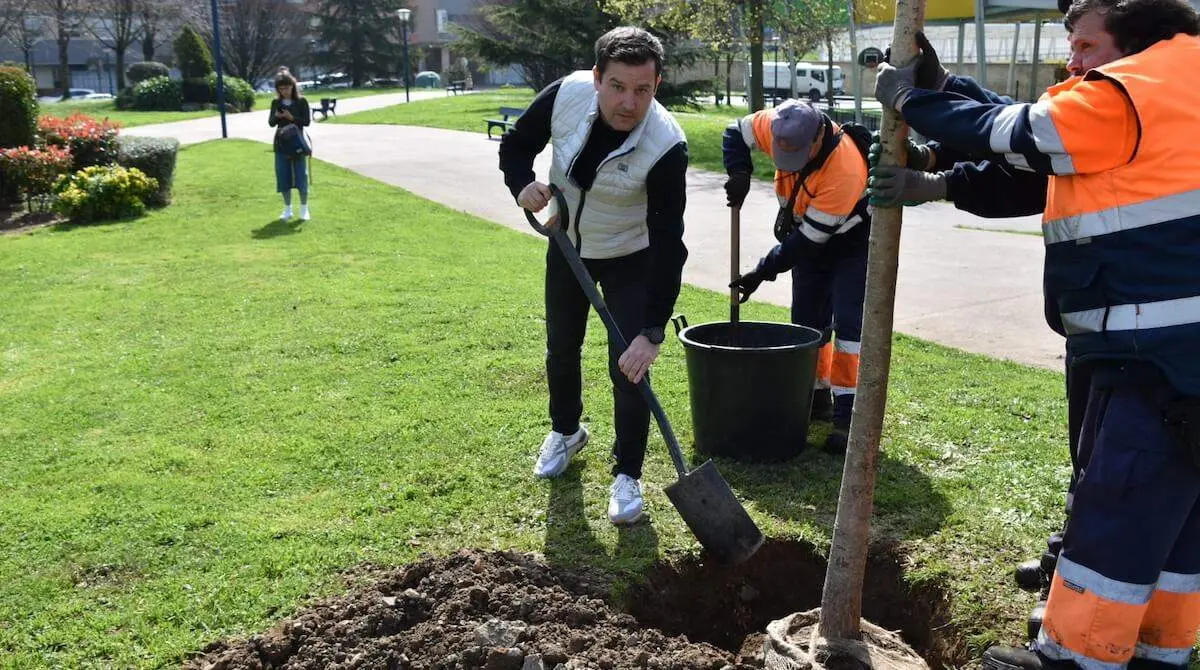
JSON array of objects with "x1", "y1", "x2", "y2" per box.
[
  {"x1": 524, "y1": 185, "x2": 690, "y2": 479},
  {"x1": 730, "y1": 207, "x2": 740, "y2": 325}
]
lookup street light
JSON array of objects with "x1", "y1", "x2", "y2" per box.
[{"x1": 396, "y1": 8, "x2": 412, "y2": 103}]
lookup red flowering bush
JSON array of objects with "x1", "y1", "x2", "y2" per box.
[
  {"x1": 38, "y1": 114, "x2": 120, "y2": 170},
  {"x1": 0, "y1": 145, "x2": 73, "y2": 210}
]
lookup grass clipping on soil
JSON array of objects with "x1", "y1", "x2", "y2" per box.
[{"x1": 185, "y1": 549, "x2": 761, "y2": 670}]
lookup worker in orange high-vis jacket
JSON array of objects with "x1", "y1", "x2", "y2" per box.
[
  {"x1": 722, "y1": 99, "x2": 869, "y2": 454},
  {"x1": 874, "y1": 0, "x2": 1200, "y2": 666}
]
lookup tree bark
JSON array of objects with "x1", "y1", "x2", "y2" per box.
[{"x1": 816, "y1": 0, "x2": 924, "y2": 640}]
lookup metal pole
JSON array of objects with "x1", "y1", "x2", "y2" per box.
[
  {"x1": 210, "y1": 0, "x2": 228, "y2": 139},
  {"x1": 1007, "y1": 21, "x2": 1021, "y2": 97},
  {"x1": 401, "y1": 21, "x2": 411, "y2": 103},
  {"x1": 957, "y1": 21, "x2": 965, "y2": 68},
  {"x1": 974, "y1": 0, "x2": 987, "y2": 85},
  {"x1": 1030, "y1": 16, "x2": 1042, "y2": 102}
]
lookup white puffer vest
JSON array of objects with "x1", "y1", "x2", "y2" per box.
[{"x1": 548, "y1": 70, "x2": 686, "y2": 259}]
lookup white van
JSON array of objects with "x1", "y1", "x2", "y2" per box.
[{"x1": 752, "y1": 62, "x2": 845, "y2": 101}]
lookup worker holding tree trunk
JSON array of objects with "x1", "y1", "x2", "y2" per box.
[
  {"x1": 873, "y1": 0, "x2": 1200, "y2": 667},
  {"x1": 722, "y1": 100, "x2": 872, "y2": 454}
]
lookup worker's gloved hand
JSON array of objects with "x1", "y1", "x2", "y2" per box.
[
  {"x1": 867, "y1": 165, "x2": 947, "y2": 207},
  {"x1": 914, "y1": 32, "x2": 951, "y2": 91},
  {"x1": 730, "y1": 267, "x2": 770, "y2": 304},
  {"x1": 883, "y1": 32, "x2": 950, "y2": 91},
  {"x1": 868, "y1": 132, "x2": 935, "y2": 171},
  {"x1": 724, "y1": 171, "x2": 752, "y2": 208},
  {"x1": 874, "y1": 57, "x2": 921, "y2": 112}
]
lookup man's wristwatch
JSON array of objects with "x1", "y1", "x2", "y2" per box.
[{"x1": 640, "y1": 326, "x2": 665, "y2": 345}]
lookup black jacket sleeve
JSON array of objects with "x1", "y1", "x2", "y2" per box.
[
  {"x1": 722, "y1": 122, "x2": 754, "y2": 174},
  {"x1": 644, "y1": 142, "x2": 689, "y2": 330},
  {"x1": 268, "y1": 99, "x2": 279, "y2": 127},
  {"x1": 498, "y1": 79, "x2": 561, "y2": 200},
  {"x1": 943, "y1": 159, "x2": 1048, "y2": 218}
]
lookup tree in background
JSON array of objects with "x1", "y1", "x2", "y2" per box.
[
  {"x1": 314, "y1": 0, "x2": 400, "y2": 87},
  {"x1": 0, "y1": 0, "x2": 33, "y2": 46},
  {"x1": 35, "y1": 0, "x2": 84, "y2": 98},
  {"x1": 137, "y1": 0, "x2": 185, "y2": 63},
  {"x1": 454, "y1": 0, "x2": 619, "y2": 92},
  {"x1": 191, "y1": 0, "x2": 309, "y2": 87},
  {"x1": 86, "y1": 0, "x2": 141, "y2": 90}
]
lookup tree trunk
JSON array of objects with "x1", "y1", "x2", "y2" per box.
[
  {"x1": 58, "y1": 37, "x2": 70, "y2": 97},
  {"x1": 725, "y1": 52, "x2": 732, "y2": 109},
  {"x1": 713, "y1": 55, "x2": 720, "y2": 105},
  {"x1": 816, "y1": 0, "x2": 924, "y2": 641},
  {"x1": 825, "y1": 32, "x2": 835, "y2": 108},
  {"x1": 115, "y1": 47, "x2": 126, "y2": 90},
  {"x1": 748, "y1": 0, "x2": 764, "y2": 111},
  {"x1": 143, "y1": 26, "x2": 155, "y2": 61}
]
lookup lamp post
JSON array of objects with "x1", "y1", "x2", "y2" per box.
[
  {"x1": 396, "y1": 8, "x2": 411, "y2": 103},
  {"x1": 210, "y1": 0, "x2": 228, "y2": 138}
]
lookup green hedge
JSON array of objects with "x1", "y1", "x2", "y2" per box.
[
  {"x1": 208, "y1": 73, "x2": 256, "y2": 112},
  {"x1": 54, "y1": 165, "x2": 158, "y2": 224},
  {"x1": 133, "y1": 76, "x2": 183, "y2": 111},
  {"x1": 0, "y1": 65, "x2": 38, "y2": 205},
  {"x1": 127, "y1": 61, "x2": 170, "y2": 85},
  {"x1": 116, "y1": 136, "x2": 179, "y2": 207}
]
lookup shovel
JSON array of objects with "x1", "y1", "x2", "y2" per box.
[
  {"x1": 525, "y1": 185, "x2": 764, "y2": 565},
  {"x1": 730, "y1": 207, "x2": 741, "y2": 344}
]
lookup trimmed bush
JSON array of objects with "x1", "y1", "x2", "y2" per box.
[
  {"x1": 39, "y1": 114, "x2": 121, "y2": 171},
  {"x1": 115, "y1": 86, "x2": 135, "y2": 110},
  {"x1": 0, "y1": 65, "x2": 39, "y2": 205},
  {"x1": 54, "y1": 165, "x2": 158, "y2": 224},
  {"x1": 0, "y1": 65, "x2": 38, "y2": 150},
  {"x1": 181, "y1": 77, "x2": 210, "y2": 105},
  {"x1": 207, "y1": 73, "x2": 256, "y2": 112},
  {"x1": 0, "y1": 145, "x2": 73, "y2": 210},
  {"x1": 133, "y1": 76, "x2": 182, "y2": 111},
  {"x1": 127, "y1": 61, "x2": 170, "y2": 85},
  {"x1": 116, "y1": 136, "x2": 179, "y2": 207},
  {"x1": 174, "y1": 26, "x2": 214, "y2": 80}
]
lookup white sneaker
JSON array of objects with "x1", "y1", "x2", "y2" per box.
[
  {"x1": 608, "y1": 474, "x2": 644, "y2": 525},
  {"x1": 533, "y1": 426, "x2": 589, "y2": 478},
  {"x1": 280, "y1": 206, "x2": 293, "y2": 221},
  {"x1": 300, "y1": 205, "x2": 310, "y2": 221}
]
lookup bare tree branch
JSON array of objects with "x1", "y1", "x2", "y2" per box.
[
  {"x1": 84, "y1": 0, "x2": 140, "y2": 88},
  {"x1": 34, "y1": 0, "x2": 85, "y2": 97}
]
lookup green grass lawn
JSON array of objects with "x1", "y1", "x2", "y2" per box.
[
  {"x1": 0, "y1": 139, "x2": 1070, "y2": 667},
  {"x1": 40, "y1": 87, "x2": 408, "y2": 128},
  {"x1": 333, "y1": 89, "x2": 878, "y2": 182}
]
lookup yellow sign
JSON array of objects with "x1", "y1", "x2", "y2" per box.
[{"x1": 858, "y1": 0, "x2": 976, "y2": 23}]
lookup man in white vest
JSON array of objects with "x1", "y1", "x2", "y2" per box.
[{"x1": 499, "y1": 26, "x2": 689, "y2": 525}]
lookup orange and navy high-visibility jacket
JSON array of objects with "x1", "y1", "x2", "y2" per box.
[
  {"x1": 722, "y1": 110, "x2": 870, "y2": 276},
  {"x1": 900, "y1": 34, "x2": 1200, "y2": 396}
]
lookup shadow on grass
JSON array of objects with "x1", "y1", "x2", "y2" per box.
[{"x1": 252, "y1": 218, "x2": 303, "y2": 239}]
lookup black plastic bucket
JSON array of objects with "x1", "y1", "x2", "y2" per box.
[{"x1": 673, "y1": 318, "x2": 823, "y2": 462}]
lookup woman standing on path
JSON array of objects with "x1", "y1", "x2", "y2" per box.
[{"x1": 268, "y1": 72, "x2": 312, "y2": 221}]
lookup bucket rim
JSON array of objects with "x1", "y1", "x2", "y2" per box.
[{"x1": 675, "y1": 320, "x2": 824, "y2": 353}]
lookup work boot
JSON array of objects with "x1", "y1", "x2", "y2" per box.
[
  {"x1": 533, "y1": 426, "x2": 589, "y2": 478},
  {"x1": 982, "y1": 647, "x2": 1043, "y2": 670},
  {"x1": 823, "y1": 425, "x2": 848, "y2": 454},
  {"x1": 608, "y1": 474, "x2": 644, "y2": 525},
  {"x1": 1015, "y1": 559, "x2": 1047, "y2": 592},
  {"x1": 811, "y1": 388, "x2": 833, "y2": 422},
  {"x1": 1027, "y1": 600, "x2": 1046, "y2": 641}
]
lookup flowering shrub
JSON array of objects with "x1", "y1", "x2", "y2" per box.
[
  {"x1": 53, "y1": 165, "x2": 158, "y2": 224},
  {"x1": 0, "y1": 145, "x2": 73, "y2": 210},
  {"x1": 38, "y1": 114, "x2": 120, "y2": 170}
]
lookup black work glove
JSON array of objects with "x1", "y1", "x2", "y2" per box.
[
  {"x1": 884, "y1": 32, "x2": 951, "y2": 92},
  {"x1": 730, "y1": 267, "x2": 769, "y2": 304},
  {"x1": 724, "y1": 171, "x2": 752, "y2": 208},
  {"x1": 868, "y1": 133, "x2": 935, "y2": 171},
  {"x1": 867, "y1": 165, "x2": 947, "y2": 207}
]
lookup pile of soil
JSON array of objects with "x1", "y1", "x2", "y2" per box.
[{"x1": 185, "y1": 549, "x2": 764, "y2": 670}]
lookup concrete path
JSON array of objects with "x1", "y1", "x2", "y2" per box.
[{"x1": 127, "y1": 96, "x2": 1063, "y2": 371}]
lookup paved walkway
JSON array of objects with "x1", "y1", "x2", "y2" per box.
[{"x1": 127, "y1": 93, "x2": 1063, "y2": 371}]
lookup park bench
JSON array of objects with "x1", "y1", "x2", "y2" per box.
[
  {"x1": 314, "y1": 97, "x2": 337, "y2": 121},
  {"x1": 446, "y1": 80, "x2": 467, "y2": 95},
  {"x1": 486, "y1": 106, "x2": 525, "y2": 139}
]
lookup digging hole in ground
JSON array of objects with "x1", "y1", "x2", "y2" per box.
[
  {"x1": 624, "y1": 538, "x2": 970, "y2": 669},
  {"x1": 184, "y1": 541, "x2": 968, "y2": 670}
]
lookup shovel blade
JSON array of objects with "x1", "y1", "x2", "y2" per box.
[{"x1": 664, "y1": 460, "x2": 764, "y2": 564}]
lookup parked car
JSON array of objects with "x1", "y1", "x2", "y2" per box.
[{"x1": 45, "y1": 88, "x2": 114, "y2": 102}]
